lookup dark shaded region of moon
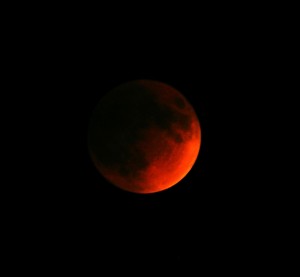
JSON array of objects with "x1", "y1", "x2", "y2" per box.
[{"x1": 88, "y1": 80, "x2": 201, "y2": 194}]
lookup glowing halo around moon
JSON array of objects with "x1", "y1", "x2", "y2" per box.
[{"x1": 87, "y1": 80, "x2": 201, "y2": 194}]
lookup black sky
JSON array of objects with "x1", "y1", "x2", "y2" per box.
[
  {"x1": 28, "y1": 50, "x2": 209, "y2": 270},
  {"x1": 10, "y1": 17, "x2": 229, "y2": 271},
  {"x1": 7, "y1": 6, "x2": 281, "y2": 274}
]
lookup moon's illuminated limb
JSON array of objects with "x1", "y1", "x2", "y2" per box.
[{"x1": 88, "y1": 80, "x2": 201, "y2": 194}]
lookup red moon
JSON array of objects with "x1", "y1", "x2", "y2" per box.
[{"x1": 88, "y1": 80, "x2": 201, "y2": 194}]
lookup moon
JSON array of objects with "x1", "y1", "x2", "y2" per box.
[{"x1": 88, "y1": 80, "x2": 201, "y2": 194}]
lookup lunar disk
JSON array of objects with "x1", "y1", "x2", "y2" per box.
[{"x1": 88, "y1": 80, "x2": 201, "y2": 194}]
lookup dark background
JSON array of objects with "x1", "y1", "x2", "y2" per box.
[
  {"x1": 13, "y1": 25, "x2": 268, "y2": 273},
  {"x1": 24, "y1": 45, "x2": 211, "y2": 271},
  {"x1": 6, "y1": 5, "x2": 283, "y2": 274},
  {"x1": 12, "y1": 15, "x2": 269, "y2": 272}
]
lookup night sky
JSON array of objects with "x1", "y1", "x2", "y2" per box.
[
  {"x1": 9, "y1": 8, "x2": 278, "y2": 274},
  {"x1": 15, "y1": 27, "x2": 215, "y2": 272},
  {"x1": 32, "y1": 56, "x2": 209, "y2": 271}
]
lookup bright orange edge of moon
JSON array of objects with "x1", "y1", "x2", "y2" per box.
[{"x1": 89, "y1": 80, "x2": 201, "y2": 194}]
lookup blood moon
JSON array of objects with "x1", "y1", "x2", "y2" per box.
[{"x1": 88, "y1": 80, "x2": 201, "y2": 194}]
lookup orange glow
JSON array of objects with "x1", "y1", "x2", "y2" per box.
[
  {"x1": 91, "y1": 106, "x2": 201, "y2": 194},
  {"x1": 88, "y1": 80, "x2": 201, "y2": 194}
]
